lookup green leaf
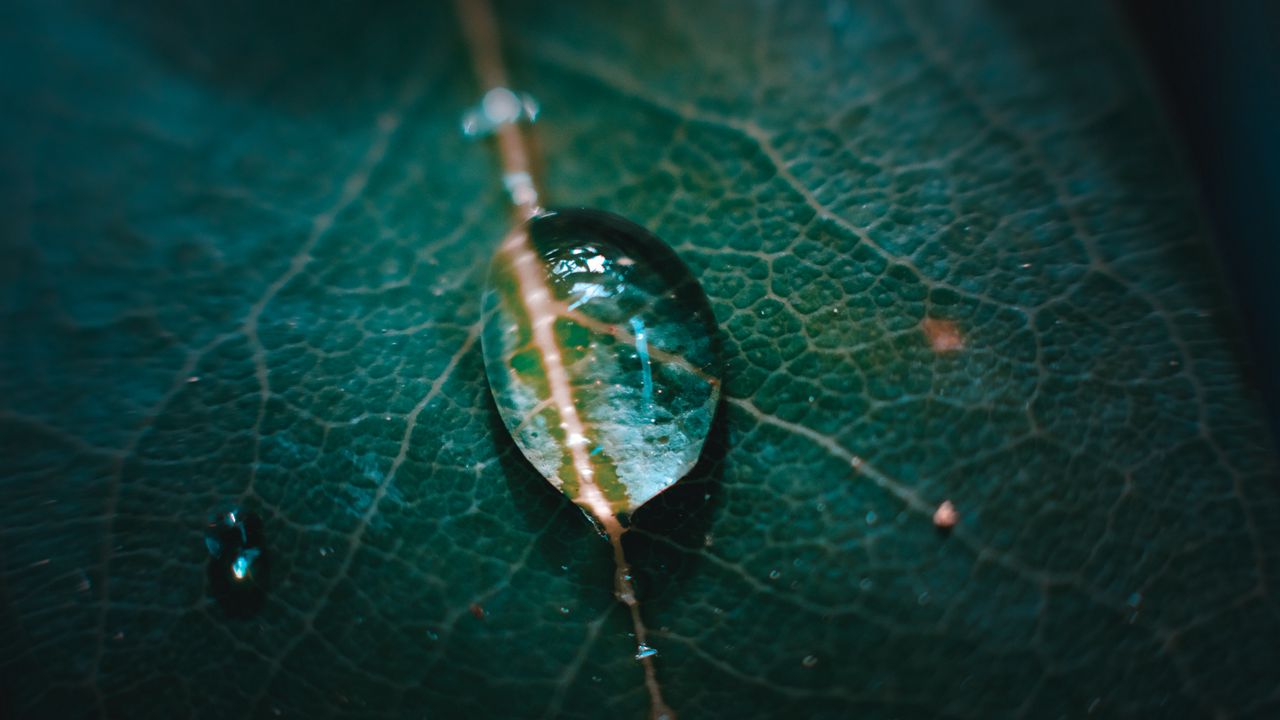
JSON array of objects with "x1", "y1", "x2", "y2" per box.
[{"x1": 2, "y1": 1, "x2": 1278, "y2": 718}]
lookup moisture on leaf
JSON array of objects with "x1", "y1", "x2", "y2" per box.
[
  {"x1": 481, "y1": 208, "x2": 721, "y2": 518},
  {"x1": 2, "y1": 1, "x2": 1279, "y2": 718}
]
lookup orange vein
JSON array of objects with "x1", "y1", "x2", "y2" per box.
[
  {"x1": 454, "y1": 1, "x2": 674, "y2": 716},
  {"x1": 453, "y1": 0, "x2": 540, "y2": 220}
]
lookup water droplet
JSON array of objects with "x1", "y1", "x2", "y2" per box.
[
  {"x1": 204, "y1": 506, "x2": 268, "y2": 617},
  {"x1": 917, "y1": 591, "x2": 931, "y2": 606},
  {"x1": 859, "y1": 577, "x2": 874, "y2": 591},
  {"x1": 865, "y1": 510, "x2": 878, "y2": 526},
  {"x1": 768, "y1": 569, "x2": 782, "y2": 580},
  {"x1": 558, "y1": 606, "x2": 570, "y2": 615},
  {"x1": 635, "y1": 644, "x2": 658, "y2": 660},
  {"x1": 481, "y1": 209, "x2": 721, "y2": 516},
  {"x1": 1127, "y1": 592, "x2": 1143, "y2": 608},
  {"x1": 591, "y1": 675, "x2": 602, "y2": 683},
  {"x1": 426, "y1": 630, "x2": 439, "y2": 641},
  {"x1": 802, "y1": 654, "x2": 819, "y2": 668}
]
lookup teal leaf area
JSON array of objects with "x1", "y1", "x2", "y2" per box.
[{"x1": 2, "y1": 1, "x2": 1278, "y2": 718}]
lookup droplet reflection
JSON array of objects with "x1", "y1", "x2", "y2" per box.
[{"x1": 204, "y1": 506, "x2": 268, "y2": 618}]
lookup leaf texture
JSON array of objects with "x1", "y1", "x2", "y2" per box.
[{"x1": 2, "y1": 0, "x2": 1279, "y2": 718}]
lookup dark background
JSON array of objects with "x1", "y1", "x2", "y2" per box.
[{"x1": 1125, "y1": 0, "x2": 1280, "y2": 438}]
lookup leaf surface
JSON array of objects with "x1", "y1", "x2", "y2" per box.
[{"x1": 2, "y1": 1, "x2": 1279, "y2": 718}]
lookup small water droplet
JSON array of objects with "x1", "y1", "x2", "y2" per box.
[
  {"x1": 859, "y1": 577, "x2": 874, "y2": 591},
  {"x1": 558, "y1": 606, "x2": 570, "y2": 615},
  {"x1": 1127, "y1": 592, "x2": 1143, "y2": 608},
  {"x1": 917, "y1": 591, "x2": 931, "y2": 606},
  {"x1": 591, "y1": 675, "x2": 602, "y2": 683},
  {"x1": 865, "y1": 510, "x2": 878, "y2": 526},
  {"x1": 205, "y1": 505, "x2": 268, "y2": 617},
  {"x1": 635, "y1": 644, "x2": 658, "y2": 660},
  {"x1": 802, "y1": 654, "x2": 819, "y2": 668},
  {"x1": 426, "y1": 630, "x2": 439, "y2": 641},
  {"x1": 768, "y1": 569, "x2": 782, "y2": 580}
]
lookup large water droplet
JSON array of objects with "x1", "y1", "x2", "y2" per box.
[{"x1": 481, "y1": 208, "x2": 720, "y2": 516}]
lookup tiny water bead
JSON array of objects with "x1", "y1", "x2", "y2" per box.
[
  {"x1": 481, "y1": 208, "x2": 721, "y2": 517},
  {"x1": 204, "y1": 506, "x2": 268, "y2": 617},
  {"x1": 635, "y1": 644, "x2": 659, "y2": 660}
]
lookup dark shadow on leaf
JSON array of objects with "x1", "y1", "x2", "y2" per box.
[
  {"x1": 624, "y1": 400, "x2": 727, "y2": 601},
  {"x1": 98, "y1": 0, "x2": 455, "y2": 113},
  {"x1": 487, "y1": 386, "x2": 725, "y2": 601}
]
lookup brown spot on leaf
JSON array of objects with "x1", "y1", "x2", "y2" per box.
[
  {"x1": 921, "y1": 318, "x2": 965, "y2": 353},
  {"x1": 933, "y1": 500, "x2": 959, "y2": 529},
  {"x1": 469, "y1": 602, "x2": 486, "y2": 620}
]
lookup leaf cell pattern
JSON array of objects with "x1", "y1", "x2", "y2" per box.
[{"x1": 2, "y1": 1, "x2": 1279, "y2": 719}]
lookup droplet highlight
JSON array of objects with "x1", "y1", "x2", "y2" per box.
[
  {"x1": 204, "y1": 506, "x2": 268, "y2": 617},
  {"x1": 635, "y1": 644, "x2": 659, "y2": 660}
]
